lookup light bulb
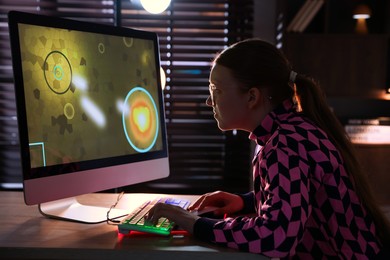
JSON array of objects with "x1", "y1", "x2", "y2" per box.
[
  {"x1": 352, "y1": 4, "x2": 371, "y2": 20},
  {"x1": 140, "y1": 0, "x2": 171, "y2": 14}
]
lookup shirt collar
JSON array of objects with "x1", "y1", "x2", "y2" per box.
[{"x1": 249, "y1": 98, "x2": 296, "y2": 146}]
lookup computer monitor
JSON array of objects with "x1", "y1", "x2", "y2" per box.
[{"x1": 8, "y1": 11, "x2": 169, "y2": 223}]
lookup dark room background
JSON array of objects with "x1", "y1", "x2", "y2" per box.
[{"x1": 1, "y1": 0, "x2": 390, "y2": 202}]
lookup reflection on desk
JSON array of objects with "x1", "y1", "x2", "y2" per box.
[{"x1": 0, "y1": 191, "x2": 268, "y2": 259}]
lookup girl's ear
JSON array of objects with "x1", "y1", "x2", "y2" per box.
[{"x1": 247, "y1": 87, "x2": 261, "y2": 108}]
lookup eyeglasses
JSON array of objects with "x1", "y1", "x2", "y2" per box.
[{"x1": 208, "y1": 84, "x2": 220, "y2": 106}]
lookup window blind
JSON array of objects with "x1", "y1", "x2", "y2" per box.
[
  {"x1": 0, "y1": 0, "x2": 253, "y2": 194},
  {"x1": 120, "y1": 0, "x2": 253, "y2": 194}
]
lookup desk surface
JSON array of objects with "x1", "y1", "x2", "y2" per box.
[{"x1": 0, "y1": 191, "x2": 267, "y2": 259}]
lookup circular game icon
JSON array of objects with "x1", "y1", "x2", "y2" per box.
[
  {"x1": 43, "y1": 51, "x2": 72, "y2": 94},
  {"x1": 122, "y1": 87, "x2": 159, "y2": 153},
  {"x1": 123, "y1": 37, "x2": 134, "y2": 47}
]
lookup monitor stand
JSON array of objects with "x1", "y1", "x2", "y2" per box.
[{"x1": 38, "y1": 196, "x2": 129, "y2": 224}]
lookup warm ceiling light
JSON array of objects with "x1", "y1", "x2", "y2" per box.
[
  {"x1": 140, "y1": 0, "x2": 171, "y2": 14},
  {"x1": 353, "y1": 4, "x2": 372, "y2": 19},
  {"x1": 353, "y1": 14, "x2": 370, "y2": 19},
  {"x1": 353, "y1": 4, "x2": 372, "y2": 34}
]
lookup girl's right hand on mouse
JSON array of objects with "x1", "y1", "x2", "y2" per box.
[{"x1": 188, "y1": 190, "x2": 244, "y2": 217}]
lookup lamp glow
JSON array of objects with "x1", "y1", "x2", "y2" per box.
[
  {"x1": 160, "y1": 67, "x2": 166, "y2": 89},
  {"x1": 353, "y1": 4, "x2": 371, "y2": 19},
  {"x1": 353, "y1": 4, "x2": 372, "y2": 34},
  {"x1": 141, "y1": 0, "x2": 171, "y2": 14}
]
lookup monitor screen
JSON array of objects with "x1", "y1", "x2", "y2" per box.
[{"x1": 8, "y1": 11, "x2": 169, "y2": 223}]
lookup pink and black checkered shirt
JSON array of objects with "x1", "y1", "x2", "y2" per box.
[{"x1": 194, "y1": 98, "x2": 382, "y2": 259}]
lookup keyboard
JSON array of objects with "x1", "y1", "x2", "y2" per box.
[{"x1": 118, "y1": 197, "x2": 191, "y2": 236}]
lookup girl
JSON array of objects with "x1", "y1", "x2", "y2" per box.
[{"x1": 146, "y1": 39, "x2": 390, "y2": 259}]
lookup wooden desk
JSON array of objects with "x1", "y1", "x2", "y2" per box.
[{"x1": 0, "y1": 191, "x2": 267, "y2": 259}]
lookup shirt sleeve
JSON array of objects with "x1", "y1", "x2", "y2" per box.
[
  {"x1": 236, "y1": 191, "x2": 256, "y2": 214},
  {"x1": 193, "y1": 217, "x2": 219, "y2": 241},
  {"x1": 193, "y1": 192, "x2": 256, "y2": 242},
  {"x1": 193, "y1": 139, "x2": 311, "y2": 258}
]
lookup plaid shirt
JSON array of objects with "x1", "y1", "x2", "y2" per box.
[{"x1": 194, "y1": 98, "x2": 381, "y2": 259}]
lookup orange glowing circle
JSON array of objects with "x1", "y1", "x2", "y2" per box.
[
  {"x1": 129, "y1": 99, "x2": 155, "y2": 141},
  {"x1": 132, "y1": 105, "x2": 150, "y2": 133},
  {"x1": 122, "y1": 87, "x2": 158, "y2": 152}
]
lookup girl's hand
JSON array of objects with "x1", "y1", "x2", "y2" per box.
[
  {"x1": 145, "y1": 203, "x2": 200, "y2": 234},
  {"x1": 188, "y1": 191, "x2": 244, "y2": 217}
]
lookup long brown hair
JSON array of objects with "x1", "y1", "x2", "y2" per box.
[{"x1": 214, "y1": 38, "x2": 390, "y2": 247}]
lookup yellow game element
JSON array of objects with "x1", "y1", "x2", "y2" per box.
[
  {"x1": 64, "y1": 103, "x2": 75, "y2": 120},
  {"x1": 132, "y1": 106, "x2": 150, "y2": 133},
  {"x1": 123, "y1": 37, "x2": 133, "y2": 47},
  {"x1": 98, "y1": 42, "x2": 105, "y2": 54}
]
